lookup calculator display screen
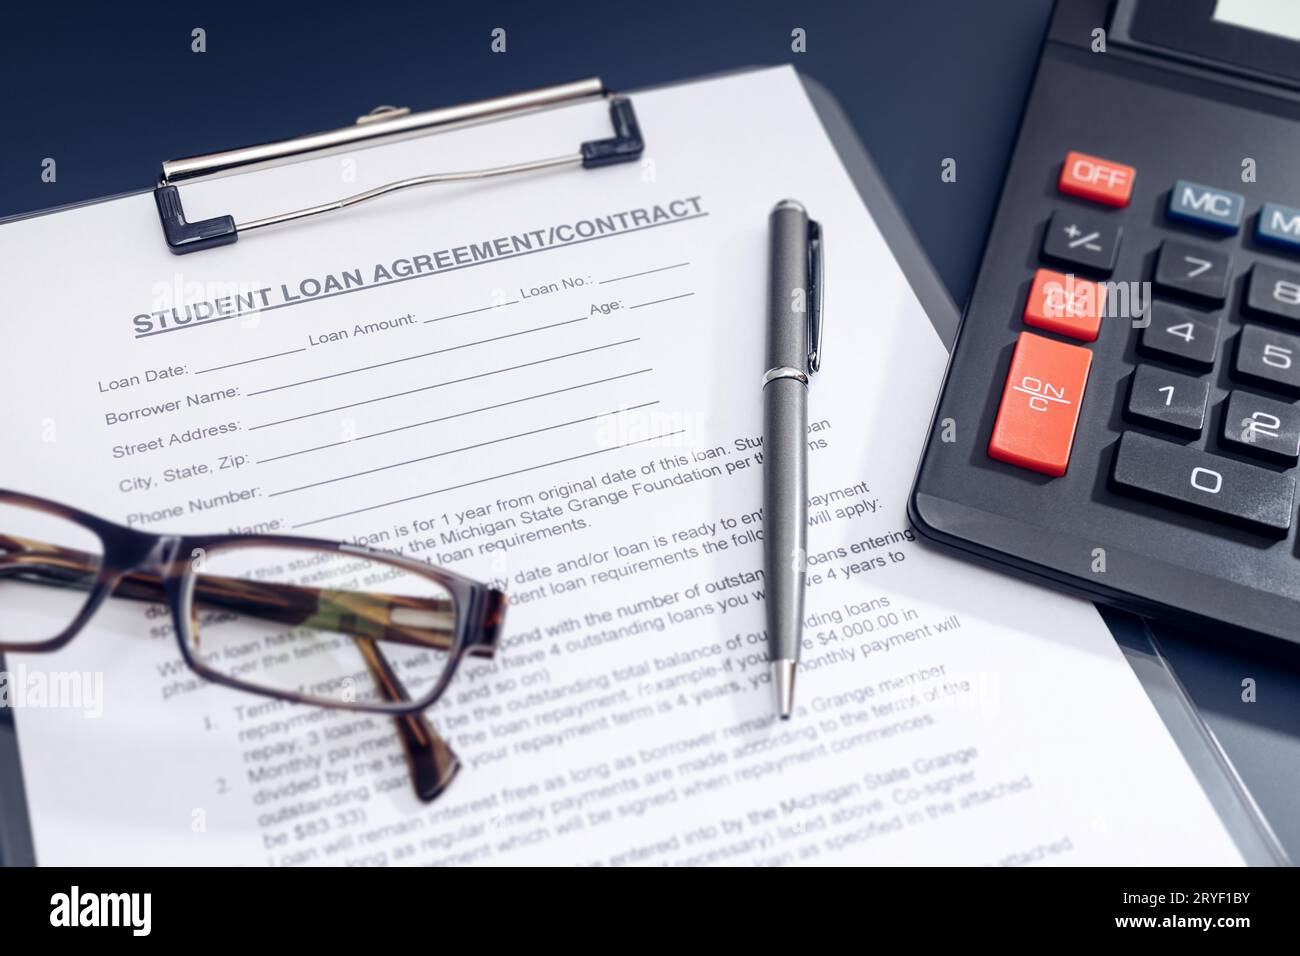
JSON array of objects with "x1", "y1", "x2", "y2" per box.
[
  {"x1": 1213, "y1": 0, "x2": 1300, "y2": 43},
  {"x1": 1123, "y1": 0, "x2": 1300, "y2": 88}
]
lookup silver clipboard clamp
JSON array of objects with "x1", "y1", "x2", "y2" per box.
[{"x1": 153, "y1": 77, "x2": 644, "y2": 255}]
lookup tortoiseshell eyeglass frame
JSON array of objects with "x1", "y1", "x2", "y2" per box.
[{"x1": 0, "y1": 489, "x2": 507, "y2": 803}]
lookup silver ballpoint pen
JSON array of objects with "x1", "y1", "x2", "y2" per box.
[{"x1": 763, "y1": 199, "x2": 823, "y2": 719}]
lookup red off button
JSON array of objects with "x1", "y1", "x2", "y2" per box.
[{"x1": 1058, "y1": 150, "x2": 1135, "y2": 208}]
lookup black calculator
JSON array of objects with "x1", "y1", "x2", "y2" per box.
[{"x1": 910, "y1": 0, "x2": 1300, "y2": 645}]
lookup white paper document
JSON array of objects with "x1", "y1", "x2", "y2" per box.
[{"x1": 0, "y1": 67, "x2": 1243, "y2": 865}]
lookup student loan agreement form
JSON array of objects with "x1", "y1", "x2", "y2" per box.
[{"x1": 0, "y1": 67, "x2": 1243, "y2": 865}]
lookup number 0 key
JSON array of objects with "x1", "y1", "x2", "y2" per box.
[{"x1": 1112, "y1": 431, "x2": 1295, "y2": 534}]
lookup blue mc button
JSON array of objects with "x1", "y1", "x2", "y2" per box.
[{"x1": 1167, "y1": 180, "x2": 1244, "y2": 234}]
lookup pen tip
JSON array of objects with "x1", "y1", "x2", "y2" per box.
[{"x1": 773, "y1": 660, "x2": 797, "y2": 719}]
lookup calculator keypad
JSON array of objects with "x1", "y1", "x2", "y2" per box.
[
  {"x1": 912, "y1": 45, "x2": 1300, "y2": 645},
  {"x1": 1152, "y1": 239, "x2": 1232, "y2": 305},
  {"x1": 990, "y1": 154, "x2": 1300, "y2": 544},
  {"x1": 1139, "y1": 302, "x2": 1220, "y2": 370}
]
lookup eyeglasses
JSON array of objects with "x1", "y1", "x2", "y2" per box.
[{"x1": 0, "y1": 489, "x2": 506, "y2": 802}]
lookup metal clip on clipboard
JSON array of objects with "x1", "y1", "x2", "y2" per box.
[{"x1": 152, "y1": 77, "x2": 644, "y2": 255}]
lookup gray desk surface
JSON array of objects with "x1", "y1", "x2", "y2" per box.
[{"x1": 2, "y1": 0, "x2": 1296, "y2": 862}]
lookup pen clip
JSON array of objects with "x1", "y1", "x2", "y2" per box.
[{"x1": 806, "y1": 219, "x2": 824, "y2": 374}]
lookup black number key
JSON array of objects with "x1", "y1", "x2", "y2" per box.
[
  {"x1": 1153, "y1": 240, "x2": 1232, "y2": 305},
  {"x1": 1041, "y1": 210, "x2": 1121, "y2": 275},
  {"x1": 1221, "y1": 390, "x2": 1300, "y2": 464},
  {"x1": 1139, "y1": 301, "x2": 1220, "y2": 370},
  {"x1": 1233, "y1": 324, "x2": 1300, "y2": 396},
  {"x1": 1244, "y1": 263, "x2": 1300, "y2": 327},
  {"x1": 1124, "y1": 365, "x2": 1209, "y2": 437},
  {"x1": 1112, "y1": 431, "x2": 1295, "y2": 534}
]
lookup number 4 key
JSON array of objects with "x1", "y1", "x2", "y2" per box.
[{"x1": 1139, "y1": 301, "x2": 1221, "y2": 371}]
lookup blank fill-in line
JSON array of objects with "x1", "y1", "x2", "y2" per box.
[
  {"x1": 247, "y1": 338, "x2": 640, "y2": 430},
  {"x1": 247, "y1": 316, "x2": 585, "y2": 396},
  {"x1": 255, "y1": 368, "x2": 654, "y2": 464},
  {"x1": 269, "y1": 401, "x2": 660, "y2": 497},
  {"x1": 426, "y1": 301, "x2": 520, "y2": 323},
  {"x1": 600, "y1": 262, "x2": 690, "y2": 285},
  {"x1": 291, "y1": 429, "x2": 686, "y2": 529},
  {"x1": 630, "y1": 292, "x2": 695, "y2": 310},
  {"x1": 194, "y1": 348, "x2": 307, "y2": 375}
]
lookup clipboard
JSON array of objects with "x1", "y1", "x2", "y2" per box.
[
  {"x1": 152, "y1": 78, "x2": 644, "y2": 255},
  {"x1": 0, "y1": 68, "x2": 1287, "y2": 866}
]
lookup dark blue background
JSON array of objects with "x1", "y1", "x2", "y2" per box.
[{"x1": 4, "y1": 0, "x2": 1298, "y2": 859}]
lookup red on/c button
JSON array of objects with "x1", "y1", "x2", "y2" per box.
[
  {"x1": 1058, "y1": 150, "x2": 1135, "y2": 207},
  {"x1": 989, "y1": 332, "x2": 1092, "y2": 477}
]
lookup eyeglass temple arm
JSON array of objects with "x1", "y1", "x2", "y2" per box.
[
  {"x1": 0, "y1": 535, "x2": 471, "y2": 654},
  {"x1": 355, "y1": 637, "x2": 459, "y2": 801},
  {"x1": 0, "y1": 535, "x2": 459, "y2": 804}
]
